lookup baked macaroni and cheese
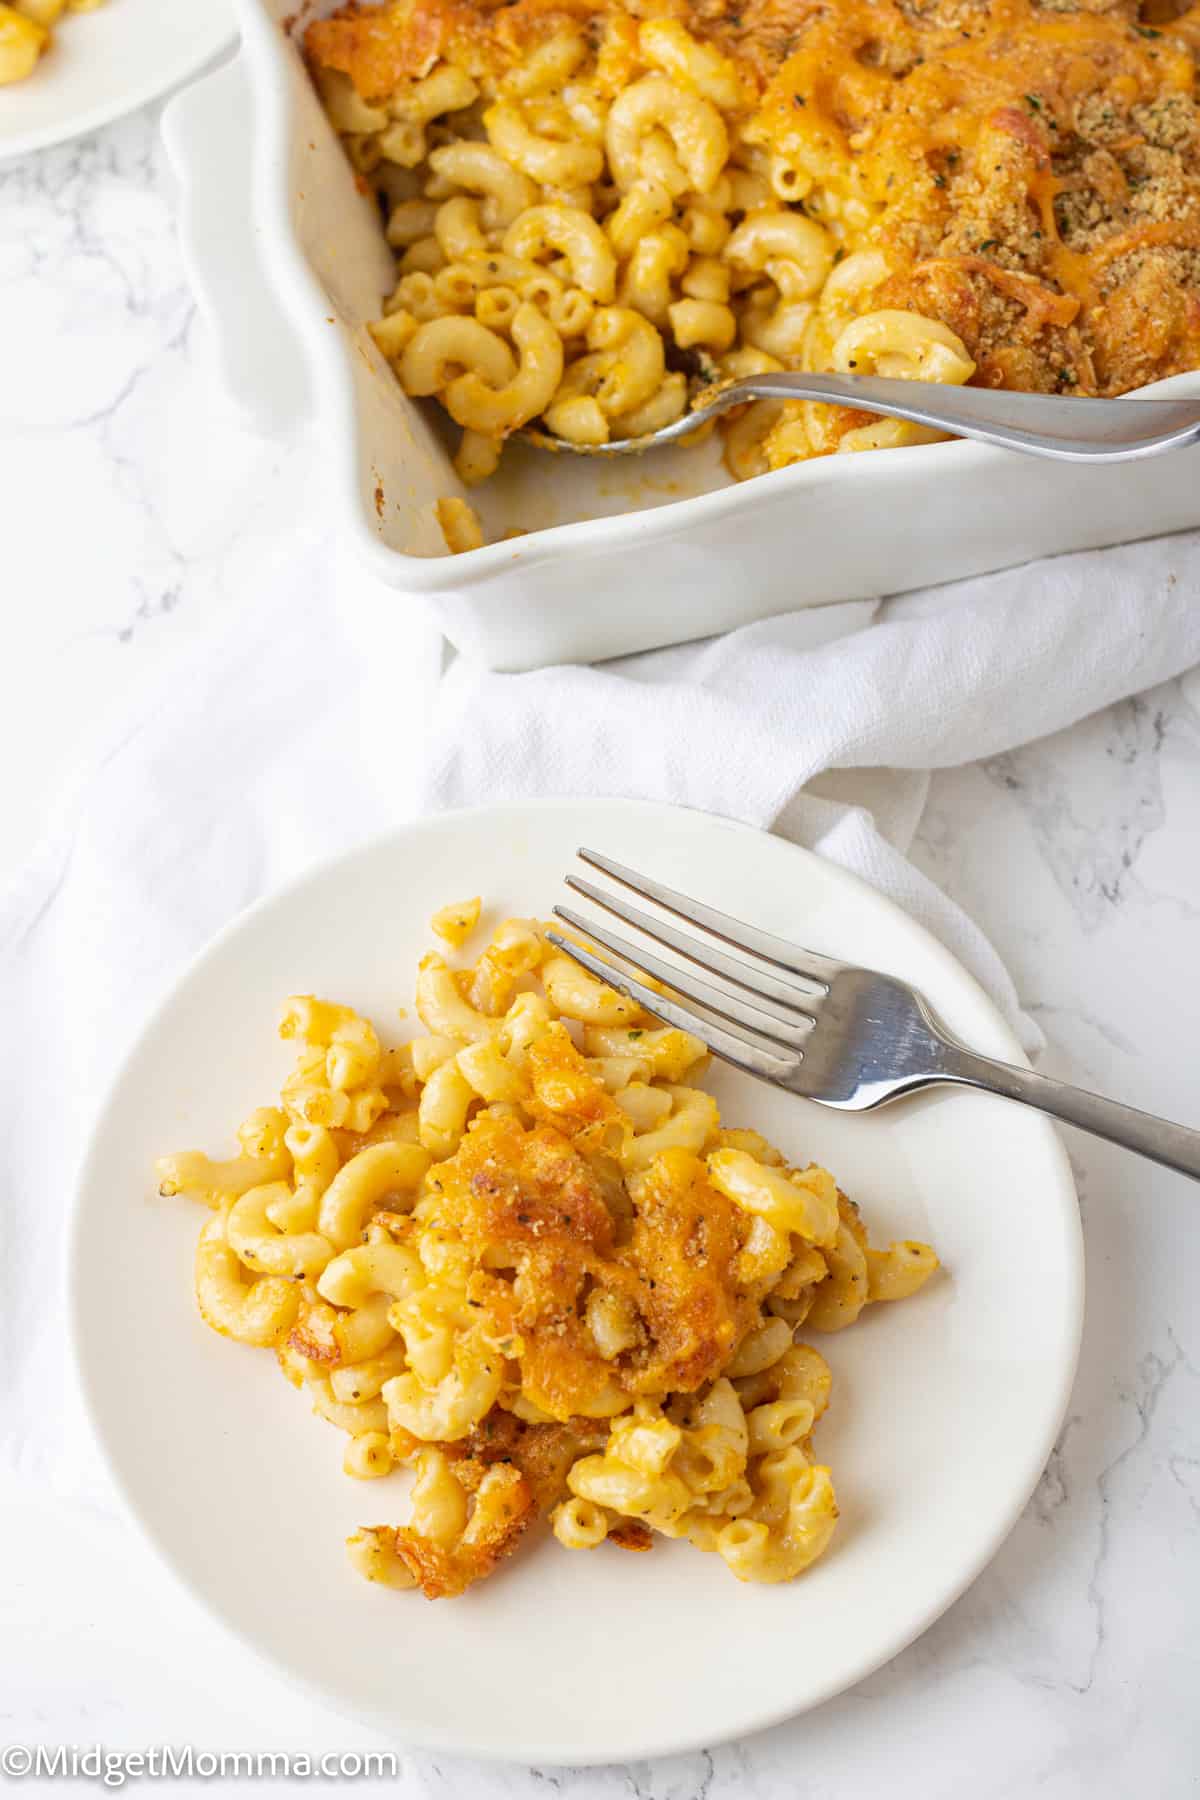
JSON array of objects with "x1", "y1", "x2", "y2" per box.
[
  {"x1": 159, "y1": 903, "x2": 939, "y2": 1597},
  {"x1": 304, "y1": 0, "x2": 1200, "y2": 522},
  {"x1": 0, "y1": 0, "x2": 105, "y2": 83}
]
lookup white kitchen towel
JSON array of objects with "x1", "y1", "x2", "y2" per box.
[
  {"x1": 4, "y1": 521, "x2": 1200, "y2": 1511},
  {"x1": 427, "y1": 526, "x2": 1200, "y2": 1047}
]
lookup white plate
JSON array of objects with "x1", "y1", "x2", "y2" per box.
[
  {"x1": 0, "y1": 0, "x2": 235, "y2": 162},
  {"x1": 71, "y1": 799, "x2": 1083, "y2": 1764}
]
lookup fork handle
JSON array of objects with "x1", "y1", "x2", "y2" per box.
[{"x1": 945, "y1": 1049, "x2": 1200, "y2": 1181}]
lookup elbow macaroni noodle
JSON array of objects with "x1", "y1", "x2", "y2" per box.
[
  {"x1": 309, "y1": 0, "x2": 1200, "y2": 537},
  {"x1": 160, "y1": 892, "x2": 939, "y2": 1598},
  {"x1": 308, "y1": 2, "x2": 981, "y2": 547},
  {"x1": 0, "y1": 0, "x2": 105, "y2": 84}
]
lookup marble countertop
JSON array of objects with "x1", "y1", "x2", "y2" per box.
[{"x1": 3, "y1": 95, "x2": 1199, "y2": 1800}]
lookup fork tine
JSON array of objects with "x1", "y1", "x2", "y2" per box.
[
  {"x1": 565, "y1": 874, "x2": 821, "y2": 1022},
  {"x1": 577, "y1": 849, "x2": 841, "y2": 989},
  {"x1": 554, "y1": 904, "x2": 812, "y2": 1052},
  {"x1": 544, "y1": 931, "x2": 799, "y2": 1085}
]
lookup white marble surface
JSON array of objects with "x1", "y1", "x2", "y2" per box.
[{"x1": 3, "y1": 98, "x2": 1200, "y2": 1799}]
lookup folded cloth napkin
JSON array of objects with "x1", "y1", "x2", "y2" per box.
[{"x1": 4, "y1": 521, "x2": 1200, "y2": 1512}]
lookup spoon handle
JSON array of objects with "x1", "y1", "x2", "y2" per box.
[{"x1": 738, "y1": 373, "x2": 1200, "y2": 462}]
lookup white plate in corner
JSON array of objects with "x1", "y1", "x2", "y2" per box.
[
  {"x1": 70, "y1": 799, "x2": 1083, "y2": 1764},
  {"x1": 0, "y1": 0, "x2": 236, "y2": 161}
]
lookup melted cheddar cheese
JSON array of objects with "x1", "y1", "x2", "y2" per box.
[{"x1": 309, "y1": 0, "x2": 1200, "y2": 398}]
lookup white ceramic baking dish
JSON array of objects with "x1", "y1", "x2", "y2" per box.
[{"x1": 164, "y1": 0, "x2": 1200, "y2": 671}]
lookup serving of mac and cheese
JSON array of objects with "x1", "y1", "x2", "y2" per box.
[
  {"x1": 158, "y1": 901, "x2": 938, "y2": 1598},
  {"x1": 303, "y1": 0, "x2": 1200, "y2": 530},
  {"x1": 0, "y1": 0, "x2": 105, "y2": 83}
]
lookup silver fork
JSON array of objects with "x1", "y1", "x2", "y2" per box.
[{"x1": 547, "y1": 848, "x2": 1200, "y2": 1183}]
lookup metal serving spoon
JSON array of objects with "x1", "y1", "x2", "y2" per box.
[{"x1": 523, "y1": 371, "x2": 1200, "y2": 462}]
